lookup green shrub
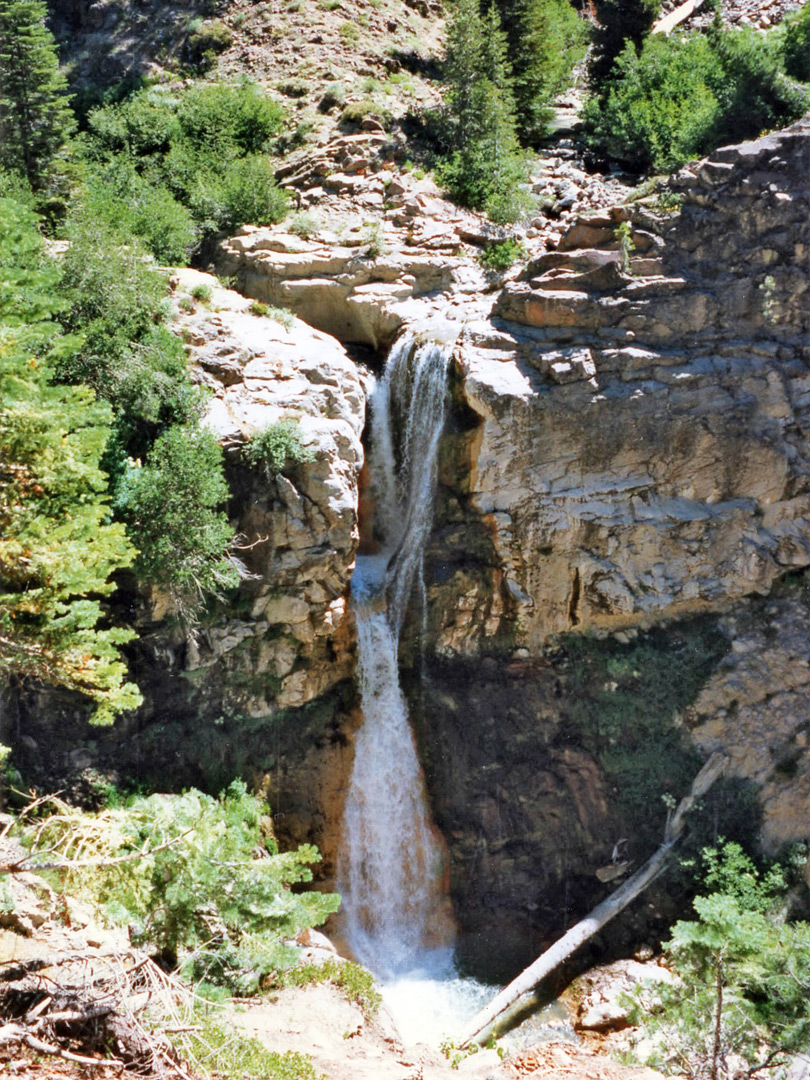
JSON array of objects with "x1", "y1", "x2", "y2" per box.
[
  {"x1": 242, "y1": 418, "x2": 314, "y2": 477},
  {"x1": 87, "y1": 87, "x2": 181, "y2": 159},
  {"x1": 114, "y1": 424, "x2": 239, "y2": 615},
  {"x1": 288, "y1": 212, "x2": 319, "y2": 237},
  {"x1": 58, "y1": 219, "x2": 202, "y2": 432},
  {"x1": 80, "y1": 80, "x2": 287, "y2": 248},
  {"x1": 245, "y1": 303, "x2": 294, "y2": 326},
  {"x1": 219, "y1": 154, "x2": 289, "y2": 228},
  {"x1": 191, "y1": 282, "x2": 213, "y2": 303},
  {"x1": 783, "y1": 0, "x2": 810, "y2": 81},
  {"x1": 177, "y1": 80, "x2": 285, "y2": 157},
  {"x1": 361, "y1": 220, "x2": 386, "y2": 258},
  {"x1": 338, "y1": 19, "x2": 360, "y2": 40},
  {"x1": 583, "y1": 34, "x2": 724, "y2": 172},
  {"x1": 340, "y1": 99, "x2": 388, "y2": 127},
  {"x1": 30, "y1": 782, "x2": 340, "y2": 992},
  {"x1": 709, "y1": 24, "x2": 808, "y2": 147},
  {"x1": 585, "y1": 26, "x2": 809, "y2": 174},
  {"x1": 185, "y1": 19, "x2": 234, "y2": 70},
  {"x1": 478, "y1": 237, "x2": 527, "y2": 269}
]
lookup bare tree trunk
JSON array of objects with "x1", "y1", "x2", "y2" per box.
[
  {"x1": 711, "y1": 956, "x2": 723, "y2": 1080},
  {"x1": 456, "y1": 753, "x2": 728, "y2": 1048}
]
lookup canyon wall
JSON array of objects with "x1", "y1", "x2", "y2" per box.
[
  {"x1": 6, "y1": 121, "x2": 810, "y2": 978},
  {"x1": 407, "y1": 119, "x2": 810, "y2": 970}
]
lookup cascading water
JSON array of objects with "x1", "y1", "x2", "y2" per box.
[{"x1": 337, "y1": 332, "x2": 492, "y2": 1046}]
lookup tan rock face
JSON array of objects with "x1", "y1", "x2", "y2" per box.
[
  {"x1": 443, "y1": 120, "x2": 810, "y2": 655},
  {"x1": 689, "y1": 588, "x2": 810, "y2": 853},
  {"x1": 171, "y1": 269, "x2": 365, "y2": 716}
]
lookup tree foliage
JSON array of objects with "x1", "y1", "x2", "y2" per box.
[
  {"x1": 114, "y1": 424, "x2": 240, "y2": 620},
  {"x1": 494, "y1": 0, "x2": 587, "y2": 144},
  {"x1": 584, "y1": 23, "x2": 809, "y2": 173},
  {"x1": 30, "y1": 782, "x2": 342, "y2": 993},
  {"x1": 78, "y1": 79, "x2": 289, "y2": 260},
  {"x1": 242, "y1": 418, "x2": 315, "y2": 479},
  {"x1": 588, "y1": 0, "x2": 663, "y2": 84},
  {"x1": 0, "y1": 0, "x2": 74, "y2": 192},
  {"x1": 0, "y1": 198, "x2": 140, "y2": 724},
  {"x1": 437, "y1": 0, "x2": 531, "y2": 220},
  {"x1": 629, "y1": 842, "x2": 810, "y2": 1080}
]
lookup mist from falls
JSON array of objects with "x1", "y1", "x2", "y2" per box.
[{"x1": 337, "y1": 333, "x2": 493, "y2": 1045}]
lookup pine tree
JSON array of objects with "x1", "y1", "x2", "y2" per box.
[
  {"x1": 497, "y1": 0, "x2": 587, "y2": 145},
  {"x1": 439, "y1": 0, "x2": 529, "y2": 220},
  {"x1": 589, "y1": 0, "x2": 663, "y2": 84},
  {"x1": 0, "y1": 198, "x2": 141, "y2": 724},
  {"x1": 0, "y1": 0, "x2": 75, "y2": 190}
]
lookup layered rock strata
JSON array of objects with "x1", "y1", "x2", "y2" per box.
[{"x1": 447, "y1": 119, "x2": 810, "y2": 653}]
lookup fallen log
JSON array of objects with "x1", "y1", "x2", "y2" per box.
[
  {"x1": 457, "y1": 752, "x2": 728, "y2": 1048},
  {"x1": 651, "y1": 0, "x2": 705, "y2": 35}
]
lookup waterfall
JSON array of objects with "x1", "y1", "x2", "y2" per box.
[{"x1": 338, "y1": 333, "x2": 454, "y2": 980}]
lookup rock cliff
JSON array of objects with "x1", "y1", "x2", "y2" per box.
[
  {"x1": 8, "y1": 119, "x2": 810, "y2": 981},
  {"x1": 449, "y1": 118, "x2": 810, "y2": 651}
]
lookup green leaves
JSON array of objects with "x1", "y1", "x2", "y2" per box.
[
  {"x1": 32, "y1": 781, "x2": 342, "y2": 995},
  {"x1": 438, "y1": 0, "x2": 530, "y2": 220},
  {"x1": 584, "y1": 24, "x2": 809, "y2": 174},
  {"x1": 0, "y1": 198, "x2": 141, "y2": 723},
  {"x1": 0, "y1": 0, "x2": 75, "y2": 191},
  {"x1": 242, "y1": 418, "x2": 315, "y2": 479},
  {"x1": 115, "y1": 425, "x2": 239, "y2": 619},
  {"x1": 78, "y1": 79, "x2": 289, "y2": 260},
  {"x1": 629, "y1": 842, "x2": 810, "y2": 1078}
]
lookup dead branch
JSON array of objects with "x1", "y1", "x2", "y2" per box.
[
  {"x1": 0, "y1": 828, "x2": 194, "y2": 876},
  {"x1": 0, "y1": 1022, "x2": 123, "y2": 1067},
  {"x1": 457, "y1": 752, "x2": 728, "y2": 1048}
]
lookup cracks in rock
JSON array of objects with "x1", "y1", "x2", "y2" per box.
[{"x1": 568, "y1": 566, "x2": 582, "y2": 627}]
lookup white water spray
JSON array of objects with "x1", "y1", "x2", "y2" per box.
[{"x1": 338, "y1": 333, "x2": 492, "y2": 1043}]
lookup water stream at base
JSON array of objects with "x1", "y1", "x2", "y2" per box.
[{"x1": 337, "y1": 332, "x2": 494, "y2": 1046}]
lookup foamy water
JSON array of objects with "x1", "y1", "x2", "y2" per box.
[{"x1": 337, "y1": 332, "x2": 493, "y2": 1047}]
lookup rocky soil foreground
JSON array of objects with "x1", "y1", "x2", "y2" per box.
[{"x1": 0, "y1": 852, "x2": 670, "y2": 1080}]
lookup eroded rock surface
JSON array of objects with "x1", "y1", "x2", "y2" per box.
[{"x1": 446, "y1": 119, "x2": 810, "y2": 653}]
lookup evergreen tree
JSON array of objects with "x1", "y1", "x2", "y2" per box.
[
  {"x1": 0, "y1": 198, "x2": 141, "y2": 724},
  {"x1": 494, "y1": 0, "x2": 588, "y2": 145},
  {"x1": 439, "y1": 0, "x2": 529, "y2": 221},
  {"x1": 589, "y1": 0, "x2": 663, "y2": 84},
  {"x1": 0, "y1": 0, "x2": 75, "y2": 191}
]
